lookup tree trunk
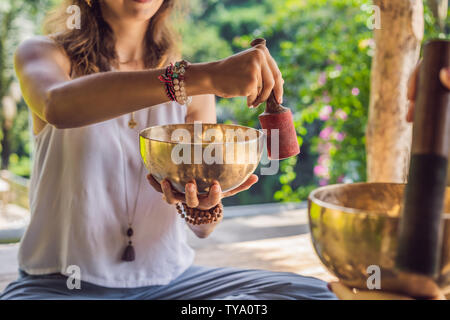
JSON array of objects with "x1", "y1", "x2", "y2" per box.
[{"x1": 366, "y1": 0, "x2": 424, "y2": 182}]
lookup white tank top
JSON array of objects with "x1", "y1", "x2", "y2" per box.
[{"x1": 18, "y1": 102, "x2": 195, "y2": 288}]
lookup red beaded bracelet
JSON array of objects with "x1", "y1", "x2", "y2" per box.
[{"x1": 158, "y1": 60, "x2": 191, "y2": 105}]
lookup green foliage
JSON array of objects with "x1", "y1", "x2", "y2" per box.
[
  {"x1": 185, "y1": 0, "x2": 449, "y2": 205},
  {"x1": 8, "y1": 103, "x2": 31, "y2": 177},
  {"x1": 0, "y1": 0, "x2": 52, "y2": 175},
  {"x1": 213, "y1": 0, "x2": 374, "y2": 203},
  {"x1": 266, "y1": 0, "x2": 373, "y2": 193},
  {"x1": 2, "y1": 0, "x2": 449, "y2": 204},
  {"x1": 424, "y1": 1, "x2": 450, "y2": 38}
]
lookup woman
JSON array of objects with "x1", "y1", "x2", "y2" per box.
[{"x1": 0, "y1": 0, "x2": 335, "y2": 300}]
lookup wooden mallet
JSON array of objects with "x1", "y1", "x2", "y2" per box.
[
  {"x1": 396, "y1": 40, "x2": 450, "y2": 283},
  {"x1": 251, "y1": 38, "x2": 300, "y2": 160}
]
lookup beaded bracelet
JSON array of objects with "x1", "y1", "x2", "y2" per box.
[
  {"x1": 175, "y1": 202, "x2": 223, "y2": 225},
  {"x1": 158, "y1": 60, "x2": 192, "y2": 105}
]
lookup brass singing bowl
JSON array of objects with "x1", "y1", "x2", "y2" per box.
[
  {"x1": 308, "y1": 183, "x2": 450, "y2": 294},
  {"x1": 140, "y1": 123, "x2": 264, "y2": 194}
]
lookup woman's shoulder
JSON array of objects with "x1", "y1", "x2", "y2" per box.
[
  {"x1": 16, "y1": 35, "x2": 60, "y2": 55},
  {"x1": 15, "y1": 35, "x2": 70, "y2": 70}
]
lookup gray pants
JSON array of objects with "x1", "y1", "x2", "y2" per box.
[{"x1": 0, "y1": 265, "x2": 337, "y2": 300}]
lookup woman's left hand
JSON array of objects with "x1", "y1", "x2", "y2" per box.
[{"x1": 147, "y1": 174, "x2": 258, "y2": 210}]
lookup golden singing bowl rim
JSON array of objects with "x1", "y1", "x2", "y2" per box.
[
  {"x1": 138, "y1": 123, "x2": 264, "y2": 194},
  {"x1": 308, "y1": 182, "x2": 450, "y2": 293},
  {"x1": 308, "y1": 182, "x2": 450, "y2": 217},
  {"x1": 139, "y1": 123, "x2": 265, "y2": 145}
]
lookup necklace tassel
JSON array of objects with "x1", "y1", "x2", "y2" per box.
[{"x1": 122, "y1": 241, "x2": 135, "y2": 262}]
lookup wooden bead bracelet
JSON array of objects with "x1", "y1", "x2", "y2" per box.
[
  {"x1": 175, "y1": 202, "x2": 223, "y2": 225},
  {"x1": 158, "y1": 60, "x2": 192, "y2": 105}
]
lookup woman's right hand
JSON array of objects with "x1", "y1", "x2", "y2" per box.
[
  {"x1": 407, "y1": 64, "x2": 450, "y2": 122},
  {"x1": 207, "y1": 39, "x2": 284, "y2": 108}
]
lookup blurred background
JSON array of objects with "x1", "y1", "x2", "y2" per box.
[{"x1": 0, "y1": 0, "x2": 449, "y2": 208}]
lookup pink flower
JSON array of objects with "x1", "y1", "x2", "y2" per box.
[
  {"x1": 314, "y1": 165, "x2": 325, "y2": 176},
  {"x1": 318, "y1": 72, "x2": 327, "y2": 86},
  {"x1": 336, "y1": 132, "x2": 345, "y2": 141},
  {"x1": 319, "y1": 127, "x2": 333, "y2": 140},
  {"x1": 351, "y1": 87, "x2": 360, "y2": 96},
  {"x1": 314, "y1": 165, "x2": 329, "y2": 178},
  {"x1": 335, "y1": 64, "x2": 343, "y2": 71},
  {"x1": 335, "y1": 109, "x2": 348, "y2": 120},
  {"x1": 319, "y1": 179, "x2": 329, "y2": 186},
  {"x1": 332, "y1": 131, "x2": 345, "y2": 141},
  {"x1": 318, "y1": 154, "x2": 330, "y2": 165},
  {"x1": 319, "y1": 105, "x2": 333, "y2": 121},
  {"x1": 337, "y1": 175, "x2": 345, "y2": 183},
  {"x1": 317, "y1": 142, "x2": 332, "y2": 153}
]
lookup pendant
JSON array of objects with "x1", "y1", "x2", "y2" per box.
[
  {"x1": 121, "y1": 227, "x2": 135, "y2": 262},
  {"x1": 122, "y1": 241, "x2": 135, "y2": 261},
  {"x1": 128, "y1": 112, "x2": 137, "y2": 129}
]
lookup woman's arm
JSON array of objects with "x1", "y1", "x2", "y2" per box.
[
  {"x1": 15, "y1": 36, "x2": 283, "y2": 129},
  {"x1": 14, "y1": 36, "x2": 211, "y2": 129},
  {"x1": 185, "y1": 94, "x2": 217, "y2": 124}
]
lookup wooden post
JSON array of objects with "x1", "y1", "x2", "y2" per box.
[{"x1": 366, "y1": 0, "x2": 424, "y2": 182}]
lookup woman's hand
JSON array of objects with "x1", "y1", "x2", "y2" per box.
[
  {"x1": 147, "y1": 174, "x2": 258, "y2": 210},
  {"x1": 406, "y1": 64, "x2": 450, "y2": 122},
  {"x1": 207, "y1": 39, "x2": 284, "y2": 108}
]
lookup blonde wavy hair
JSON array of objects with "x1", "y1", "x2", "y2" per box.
[{"x1": 44, "y1": 0, "x2": 181, "y2": 77}]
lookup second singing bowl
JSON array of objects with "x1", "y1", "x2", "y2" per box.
[
  {"x1": 308, "y1": 183, "x2": 450, "y2": 294},
  {"x1": 140, "y1": 123, "x2": 264, "y2": 194}
]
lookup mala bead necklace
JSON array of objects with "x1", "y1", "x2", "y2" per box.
[
  {"x1": 117, "y1": 117, "x2": 144, "y2": 262},
  {"x1": 121, "y1": 165, "x2": 144, "y2": 261},
  {"x1": 176, "y1": 202, "x2": 223, "y2": 225},
  {"x1": 121, "y1": 164, "x2": 144, "y2": 262}
]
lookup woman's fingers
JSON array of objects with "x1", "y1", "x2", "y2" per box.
[
  {"x1": 406, "y1": 102, "x2": 415, "y2": 123},
  {"x1": 248, "y1": 39, "x2": 283, "y2": 106},
  {"x1": 222, "y1": 174, "x2": 258, "y2": 198},
  {"x1": 194, "y1": 182, "x2": 222, "y2": 210},
  {"x1": 206, "y1": 182, "x2": 222, "y2": 207},
  {"x1": 406, "y1": 62, "x2": 421, "y2": 123},
  {"x1": 146, "y1": 174, "x2": 162, "y2": 193},
  {"x1": 157, "y1": 174, "x2": 258, "y2": 208},
  {"x1": 186, "y1": 182, "x2": 223, "y2": 210},
  {"x1": 407, "y1": 62, "x2": 421, "y2": 101},
  {"x1": 161, "y1": 179, "x2": 183, "y2": 204},
  {"x1": 154, "y1": 174, "x2": 258, "y2": 207},
  {"x1": 406, "y1": 65, "x2": 450, "y2": 123},
  {"x1": 263, "y1": 48, "x2": 284, "y2": 104},
  {"x1": 439, "y1": 67, "x2": 450, "y2": 89},
  {"x1": 252, "y1": 56, "x2": 275, "y2": 107},
  {"x1": 185, "y1": 182, "x2": 199, "y2": 208},
  {"x1": 246, "y1": 63, "x2": 260, "y2": 108}
]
